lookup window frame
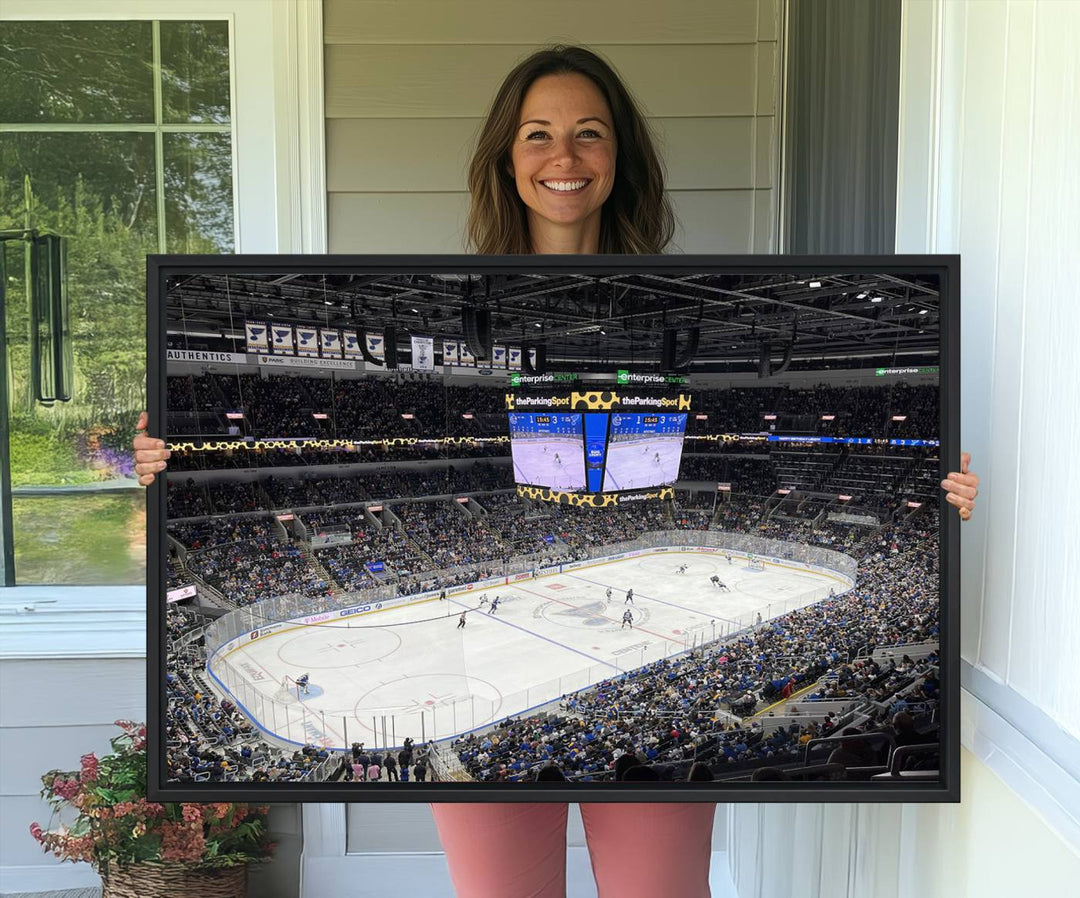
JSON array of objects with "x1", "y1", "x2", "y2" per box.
[{"x1": 0, "y1": 0, "x2": 326, "y2": 587}]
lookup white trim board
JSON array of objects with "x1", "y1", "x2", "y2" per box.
[{"x1": 0, "y1": 0, "x2": 327, "y2": 255}]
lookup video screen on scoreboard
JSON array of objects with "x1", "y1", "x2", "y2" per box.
[
  {"x1": 508, "y1": 412, "x2": 586, "y2": 490},
  {"x1": 601, "y1": 412, "x2": 688, "y2": 492}
]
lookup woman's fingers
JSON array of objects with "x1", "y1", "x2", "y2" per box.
[
  {"x1": 941, "y1": 453, "x2": 978, "y2": 521},
  {"x1": 940, "y1": 475, "x2": 978, "y2": 500},
  {"x1": 133, "y1": 411, "x2": 169, "y2": 486},
  {"x1": 944, "y1": 490, "x2": 976, "y2": 511}
]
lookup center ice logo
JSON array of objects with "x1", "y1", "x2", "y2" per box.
[{"x1": 558, "y1": 602, "x2": 616, "y2": 627}]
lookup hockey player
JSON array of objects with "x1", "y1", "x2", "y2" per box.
[
  {"x1": 716, "y1": 580, "x2": 729, "y2": 592},
  {"x1": 488, "y1": 595, "x2": 500, "y2": 614},
  {"x1": 295, "y1": 673, "x2": 310, "y2": 694},
  {"x1": 654, "y1": 451, "x2": 661, "y2": 463},
  {"x1": 622, "y1": 609, "x2": 634, "y2": 629},
  {"x1": 479, "y1": 593, "x2": 489, "y2": 606},
  {"x1": 439, "y1": 589, "x2": 446, "y2": 601},
  {"x1": 625, "y1": 588, "x2": 634, "y2": 604},
  {"x1": 457, "y1": 611, "x2": 467, "y2": 629},
  {"x1": 554, "y1": 453, "x2": 562, "y2": 465},
  {"x1": 676, "y1": 564, "x2": 688, "y2": 575},
  {"x1": 726, "y1": 553, "x2": 733, "y2": 564},
  {"x1": 606, "y1": 586, "x2": 613, "y2": 603}
]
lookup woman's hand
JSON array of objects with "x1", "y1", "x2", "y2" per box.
[
  {"x1": 941, "y1": 452, "x2": 979, "y2": 521},
  {"x1": 133, "y1": 410, "x2": 170, "y2": 486}
]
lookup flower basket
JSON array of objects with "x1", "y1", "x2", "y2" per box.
[
  {"x1": 101, "y1": 861, "x2": 247, "y2": 898},
  {"x1": 30, "y1": 721, "x2": 275, "y2": 889}
]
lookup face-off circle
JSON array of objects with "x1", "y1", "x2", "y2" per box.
[{"x1": 275, "y1": 626, "x2": 403, "y2": 670}]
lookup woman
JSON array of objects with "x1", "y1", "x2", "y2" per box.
[{"x1": 136, "y1": 45, "x2": 979, "y2": 898}]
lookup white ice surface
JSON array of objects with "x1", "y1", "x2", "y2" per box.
[
  {"x1": 511, "y1": 437, "x2": 586, "y2": 490},
  {"x1": 601, "y1": 437, "x2": 683, "y2": 491},
  {"x1": 219, "y1": 551, "x2": 845, "y2": 747}
]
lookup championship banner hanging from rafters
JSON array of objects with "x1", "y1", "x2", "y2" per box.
[
  {"x1": 245, "y1": 321, "x2": 269, "y2": 354},
  {"x1": 459, "y1": 343, "x2": 476, "y2": 367},
  {"x1": 411, "y1": 335, "x2": 434, "y2": 372},
  {"x1": 342, "y1": 329, "x2": 362, "y2": 359},
  {"x1": 442, "y1": 339, "x2": 460, "y2": 365},
  {"x1": 492, "y1": 345, "x2": 507, "y2": 368},
  {"x1": 296, "y1": 327, "x2": 319, "y2": 358},
  {"x1": 366, "y1": 331, "x2": 385, "y2": 363},
  {"x1": 271, "y1": 324, "x2": 295, "y2": 355},
  {"x1": 320, "y1": 328, "x2": 343, "y2": 359},
  {"x1": 508, "y1": 346, "x2": 522, "y2": 369}
]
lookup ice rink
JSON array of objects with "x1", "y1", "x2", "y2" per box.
[
  {"x1": 216, "y1": 550, "x2": 847, "y2": 748},
  {"x1": 602, "y1": 437, "x2": 683, "y2": 491},
  {"x1": 511, "y1": 437, "x2": 586, "y2": 490}
]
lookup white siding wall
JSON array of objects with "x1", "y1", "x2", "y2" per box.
[
  {"x1": 0, "y1": 597, "x2": 303, "y2": 897},
  {"x1": 324, "y1": 0, "x2": 782, "y2": 254},
  {"x1": 322, "y1": 0, "x2": 780, "y2": 864},
  {"x1": 729, "y1": 1, "x2": 1080, "y2": 894}
]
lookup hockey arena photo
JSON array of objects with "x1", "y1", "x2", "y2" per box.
[{"x1": 151, "y1": 259, "x2": 954, "y2": 798}]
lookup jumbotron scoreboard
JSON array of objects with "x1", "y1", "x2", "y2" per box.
[{"x1": 506, "y1": 388, "x2": 691, "y2": 505}]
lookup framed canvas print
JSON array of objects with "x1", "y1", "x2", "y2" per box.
[{"x1": 147, "y1": 254, "x2": 959, "y2": 802}]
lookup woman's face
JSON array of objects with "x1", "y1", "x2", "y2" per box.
[{"x1": 508, "y1": 73, "x2": 617, "y2": 248}]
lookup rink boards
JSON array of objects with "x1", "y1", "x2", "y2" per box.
[{"x1": 208, "y1": 546, "x2": 853, "y2": 750}]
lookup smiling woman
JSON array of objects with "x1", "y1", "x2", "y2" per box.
[
  {"x1": 509, "y1": 73, "x2": 617, "y2": 253},
  {"x1": 465, "y1": 45, "x2": 674, "y2": 255}
]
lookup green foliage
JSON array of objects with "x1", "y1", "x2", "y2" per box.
[{"x1": 30, "y1": 721, "x2": 275, "y2": 872}]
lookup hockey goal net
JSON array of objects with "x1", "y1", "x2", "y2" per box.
[
  {"x1": 746, "y1": 558, "x2": 766, "y2": 572},
  {"x1": 277, "y1": 676, "x2": 305, "y2": 703}
]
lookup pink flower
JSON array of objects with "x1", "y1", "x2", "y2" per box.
[
  {"x1": 137, "y1": 798, "x2": 165, "y2": 818},
  {"x1": 29, "y1": 822, "x2": 44, "y2": 843},
  {"x1": 52, "y1": 778, "x2": 80, "y2": 801},
  {"x1": 181, "y1": 805, "x2": 203, "y2": 824},
  {"x1": 80, "y1": 753, "x2": 100, "y2": 782},
  {"x1": 160, "y1": 821, "x2": 206, "y2": 863}
]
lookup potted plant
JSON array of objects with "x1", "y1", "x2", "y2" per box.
[{"x1": 30, "y1": 720, "x2": 275, "y2": 897}]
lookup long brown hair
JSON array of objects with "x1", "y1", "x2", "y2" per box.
[{"x1": 466, "y1": 46, "x2": 675, "y2": 255}]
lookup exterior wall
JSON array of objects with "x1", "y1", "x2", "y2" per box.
[
  {"x1": 728, "y1": 1, "x2": 1080, "y2": 893},
  {"x1": 323, "y1": 0, "x2": 782, "y2": 254}
]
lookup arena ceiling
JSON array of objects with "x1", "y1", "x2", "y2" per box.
[{"x1": 165, "y1": 270, "x2": 942, "y2": 374}]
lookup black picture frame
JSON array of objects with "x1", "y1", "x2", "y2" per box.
[{"x1": 147, "y1": 253, "x2": 960, "y2": 803}]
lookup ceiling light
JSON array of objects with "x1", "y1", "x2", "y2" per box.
[
  {"x1": 870, "y1": 296, "x2": 883, "y2": 303},
  {"x1": 857, "y1": 292, "x2": 868, "y2": 299},
  {"x1": 809, "y1": 281, "x2": 822, "y2": 288},
  {"x1": 919, "y1": 309, "x2": 929, "y2": 315}
]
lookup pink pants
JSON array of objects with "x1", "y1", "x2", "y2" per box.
[{"x1": 431, "y1": 802, "x2": 715, "y2": 898}]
